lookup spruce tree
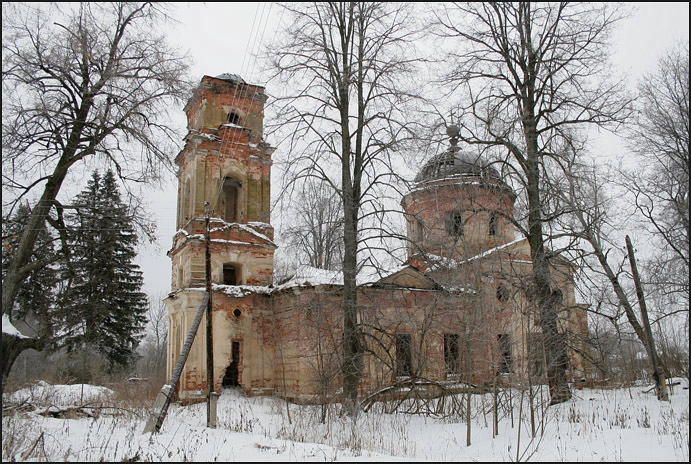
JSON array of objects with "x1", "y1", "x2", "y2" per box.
[{"x1": 63, "y1": 170, "x2": 148, "y2": 368}]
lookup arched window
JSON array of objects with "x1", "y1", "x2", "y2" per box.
[
  {"x1": 489, "y1": 213, "x2": 498, "y2": 236},
  {"x1": 412, "y1": 218, "x2": 424, "y2": 243},
  {"x1": 395, "y1": 333, "x2": 412, "y2": 377},
  {"x1": 227, "y1": 111, "x2": 240, "y2": 125},
  {"x1": 496, "y1": 285, "x2": 509, "y2": 302},
  {"x1": 447, "y1": 210, "x2": 464, "y2": 237},
  {"x1": 184, "y1": 179, "x2": 192, "y2": 222},
  {"x1": 223, "y1": 177, "x2": 241, "y2": 223}
]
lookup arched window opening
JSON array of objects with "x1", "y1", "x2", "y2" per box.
[
  {"x1": 184, "y1": 179, "x2": 192, "y2": 222},
  {"x1": 489, "y1": 213, "x2": 498, "y2": 236},
  {"x1": 498, "y1": 333, "x2": 513, "y2": 374},
  {"x1": 395, "y1": 333, "x2": 412, "y2": 377},
  {"x1": 496, "y1": 285, "x2": 509, "y2": 302},
  {"x1": 227, "y1": 111, "x2": 240, "y2": 125},
  {"x1": 223, "y1": 177, "x2": 241, "y2": 223},
  {"x1": 223, "y1": 263, "x2": 240, "y2": 285},
  {"x1": 412, "y1": 218, "x2": 424, "y2": 243},
  {"x1": 222, "y1": 340, "x2": 241, "y2": 387},
  {"x1": 447, "y1": 211, "x2": 464, "y2": 237}
]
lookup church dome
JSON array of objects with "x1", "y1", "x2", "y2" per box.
[
  {"x1": 414, "y1": 147, "x2": 500, "y2": 183},
  {"x1": 414, "y1": 125, "x2": 500, "y2": 183}
]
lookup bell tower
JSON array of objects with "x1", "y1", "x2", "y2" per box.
[
  {"x1": 165, "y1": 74, "x2": 276, "y2": 396},
  {"x1": 170, "y1": 73, "x2": 276, "y2": 290}
]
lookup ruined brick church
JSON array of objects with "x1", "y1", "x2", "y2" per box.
[{"x1": 166, "y1": 74, "x2": 588, "y2": 402}]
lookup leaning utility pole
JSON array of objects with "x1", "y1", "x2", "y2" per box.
[
  {"x1": 143, "y1": 292, "x2": 209, "y2": 434},
  {"x1": 204, "y1": 201, "x2": 217, "y2": 427}
]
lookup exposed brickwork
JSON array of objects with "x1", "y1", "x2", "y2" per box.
[{"x1": 166, "y1": 75, "x2": 590, "y2": 403}]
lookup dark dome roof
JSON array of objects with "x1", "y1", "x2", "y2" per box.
[{"x1": 415, "y1": 147, "x2": 500, "y2": 183}]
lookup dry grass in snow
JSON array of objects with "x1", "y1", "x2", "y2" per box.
[{"x1": 2, "y1": 379, "x2": 688, "y2": 462}]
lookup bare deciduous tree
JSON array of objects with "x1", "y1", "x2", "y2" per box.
[
  {"x1": 559, "y1": 160, "x2": 670, "y2": 400},
  {"x1": 139, "y1": 294, "x2": 169, "y2": 376},
  {"x1": 1, "y1": 2, "x2": 190, "y2": 389},
  {"x1": 433, "y1": 2, "x2": 631, "y2": 404},
  {"x1": 268, "y1": 1, "x2": 423, "y2": 413},
  {"x1": 283, "y1": 179, "x2": 344, "y2": 271},
  {"x1": 624, "y1": 42, "x2": 689, "y2": 308}
]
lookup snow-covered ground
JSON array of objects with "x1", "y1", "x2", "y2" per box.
[
  {"x1": 2, "y1": 380, "x2": 688, "y2": 461},
  {"x1": 8, "y1": 380, "x2": 115, "y2": 407}
]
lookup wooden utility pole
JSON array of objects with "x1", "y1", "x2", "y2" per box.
[
  {"x1": 143, "y1": 293, "x2": 209, "y2": 434},
  {"x1": 625, "y1": 235, "x2": 669, "y2": 401},
  {"x1": 204, "y1": 202, "x2": 217, "y2": 427}
]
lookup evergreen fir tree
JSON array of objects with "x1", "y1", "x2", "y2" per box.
[
  {"x1": 63, "y1": 170, "x2": 148, "y2": 368},
  {"x1": 1, "y1": 204, "x2": 59, "y2": 338}
]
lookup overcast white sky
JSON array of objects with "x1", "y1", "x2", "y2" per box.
[{"x1": 128, "y1": 2, "x2": 689, "y2": 299}]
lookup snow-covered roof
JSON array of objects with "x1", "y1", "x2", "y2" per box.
[
  {"x1": 214, "y1": 73, "x2": 246, "y2": 84},
  {"x1": 208, "y1": 222, "x2": 275, "y2": 245},
  {"x1": 425, "y1": 237, "x2": 527, "y2": 271},
  {"x1": 173, "y1": 265, "x2": 477, "y2": 298},
  {"x1": 272, "y1": 264, "x2": 475, "y2": 294},
  {"x1": 212, "y1": 283, "x2": 272, "y2": 297},
  {"x1": 187, "y1": 129, "x2": 220, "y2": 142},
  {"x1": 459, "y1": 237, "x2": 527, "y2": 264},
  {"x1": 222, "y1": 123, "x2": 246, "y2": 129},
  {"x1": 406, "y1": 177, "x2": 512, "y2": 197},
  {"x1": 2, "y1": 313, "x2": 28, "y2": 338},
  {"x1": 270, "y1": 265, "x2": 409, "y2": 292},
  {"x1": 173, "y1": 222, "x2": 276, "y2": 248}
]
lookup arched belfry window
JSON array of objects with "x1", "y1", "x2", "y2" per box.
[
  {"x1": 227, "y1": 111, "x2": 240, "y2": 125},
  {"x1": 223, "y1": 177, "x2": 241, "y2": 223},
  {"x1": 447, "y1": 210, "x2": 464, "y2": 237},
  {"x1": 184, "y1": 179, "x2": 192, "y2": 222}
]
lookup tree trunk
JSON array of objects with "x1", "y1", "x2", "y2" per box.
[
  {"x1": 342, "y1": 184, "x2": 362, "y2": 414},
  {"x1": 625, "y1": 235, "x2": 669, "y2": 401},
  {"x1": 1, "y1": 170, "x2": 70, "y2": 392},
  {"x1": 2, "y1": 92, "x2": 93, "y2": 386},
  {"x1": 1, "y1": 334, "x2": 43, "y2": 396},
  {"x1": 524, "y1": 132, "x2": 572, "y2": 405}
]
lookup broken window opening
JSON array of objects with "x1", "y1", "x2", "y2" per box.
[
  {"x1": 489, "y1": 213, "x2": 498, "y2": 236},
  {"x1": 413, "y1": 218, "x2": 424, "y2": 243},
  {"x1": 448, "y1": 210, "x2": 464, "y2": 237},
  {"x1": 498, "y1": 334, "x2": 513, "y2": 374},
  {"x1": 496, "y1": 285, "x2": 510, "y2": 302},
  {"x1": 444, "y1": 334, "x2": 460, "y2": 375},
  {"x1": 395, "y1": 334, "x2": 412, "y2": 377},
  {"x1": 222, "y1": 177, "x2": 241, "y2": 223},
  {"x1": 227, "y1": 111, "x2": 240, "y2": 125},
  {"x1": 223, "y1": 263, "x2": 239, "y2": 285},
  {"x1": 184, "y1": 179, "x2": 192, "y2": 222},
  {"x1": 222, "y1": 341, "x2": 241, "y2": 388}
]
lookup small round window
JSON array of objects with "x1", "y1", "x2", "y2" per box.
[{"x1": 233, "y1": 308, "x2": 242, "y2": 318}]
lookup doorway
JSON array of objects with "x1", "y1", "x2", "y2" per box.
[{"x1": 222, "y1": 341, "x2": 241, "y2": 388}]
